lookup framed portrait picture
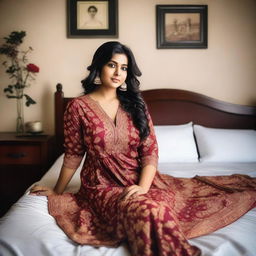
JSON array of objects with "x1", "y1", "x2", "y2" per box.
[
  {"x1": 156, "y1": 5, "x2": 208, "y2": 49},
  {"x1": 67, "y1": 0, "x2": 118, "y2": 37}
]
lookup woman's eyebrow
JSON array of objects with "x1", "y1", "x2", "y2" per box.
[{"x1": 109, "y1": 59, "x2": 128, "y2": 66}]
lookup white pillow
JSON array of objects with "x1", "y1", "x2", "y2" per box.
[
  {"x1": 154, "y1": 122, "x2": 199, "y2": 163},
  {"x1": 194, "y1": 125, "x2": 256, "y2": 162}
]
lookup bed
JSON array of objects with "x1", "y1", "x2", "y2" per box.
[{"x1": 0, "y1": 84, "x2": 256, "y2": 256}]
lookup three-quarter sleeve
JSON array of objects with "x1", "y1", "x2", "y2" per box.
[
  {"x1": 63, "y1": 99, "x2": 86, "y2": 170},
  {"x1": 137, "y1": 108, "x2": 159, "y2": 169}
]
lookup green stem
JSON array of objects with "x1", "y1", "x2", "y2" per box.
[
  {"x1": 14, "y1": 57, "x2": 23, "y2": 88},
  {"x1": 23, "y1": 70, "x2": 29, "y2": 86}
]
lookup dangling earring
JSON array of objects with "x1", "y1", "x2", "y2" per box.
[
  {"x1": 93, "y1": 72, "x2": 102, "y2": 85},
  {"x1": 119, "y1": 82, "x2": 127, "y2": 91}
]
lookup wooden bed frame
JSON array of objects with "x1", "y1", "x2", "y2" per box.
[{"x1": 54, "y1": 83, "x2": 256, "y2": 156}]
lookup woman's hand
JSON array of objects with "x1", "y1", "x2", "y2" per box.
[
  {"x1": 119, "y1": 185, "x2": 148, "y2": 201},
  {"x1": 29, "y1": 185, "x2": 56, "y2": 196}
]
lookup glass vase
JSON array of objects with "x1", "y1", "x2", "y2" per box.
[{"x1": 16, "y1": 93, "x2": 24, "y2": 133}]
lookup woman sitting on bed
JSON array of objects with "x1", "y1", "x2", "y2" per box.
[{"x1": 30, "y1": 41, "x2": 256, "y2": 256}]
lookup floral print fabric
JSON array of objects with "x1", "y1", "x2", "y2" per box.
[{"x1": 48, "y1": 95, "x2": 256, "y2": 256}]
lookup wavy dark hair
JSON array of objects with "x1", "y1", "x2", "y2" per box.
[{"x1": 81, "y1": 41, "x2": 149, "y2": 141}]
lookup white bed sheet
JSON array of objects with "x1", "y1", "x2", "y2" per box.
[{"x1": 0, "y1": 155, "x2": 256, "y2": 256}]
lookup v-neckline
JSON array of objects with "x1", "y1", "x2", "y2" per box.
[{"x1": 86, "y1": 94, "x2": 120, "y2": 127}]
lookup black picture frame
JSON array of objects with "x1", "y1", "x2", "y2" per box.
[
  {"x1": 67, "y1": 0, "x2": 118, "y2": 38},
  {"x1": 156, "y1": 5, "x2": 208, "y2": 49}
]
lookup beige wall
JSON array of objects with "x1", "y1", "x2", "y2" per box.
[{"x1": 0, "y1": 0, "x2": 255, "y2": 134}]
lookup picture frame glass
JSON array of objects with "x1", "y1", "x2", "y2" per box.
[
  {"x1": 156, "y1": 5, "x2": 207, "y2": 49},
  {"x1": 77, "y1": 1, "x2": 109, "y2": 30},
  {"x1": 68, "y1": 0, "x2": 118, "y2": 38},
  {"x1": 165, "y1": 13, "x2": 200, "y2": 42}
]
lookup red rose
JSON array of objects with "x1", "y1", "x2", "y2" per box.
[{"x1": 27, "y1": 63, "x2": 39, "y2": 73}]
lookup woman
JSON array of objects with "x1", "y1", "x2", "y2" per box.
[
  {"x1": 82, "y1": 5, "x2": 103, "y2": 29},
  {"x1": 31, "y1": 41, "x2": 256, "y2": 256}
]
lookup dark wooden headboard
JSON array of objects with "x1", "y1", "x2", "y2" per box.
[{"x1": 54, "y1": 83, "x2": 256, "y2": 156}]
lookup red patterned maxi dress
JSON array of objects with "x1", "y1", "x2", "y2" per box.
[{"x1": 48, "y1": 95, "x2": 256, "y2": 256}]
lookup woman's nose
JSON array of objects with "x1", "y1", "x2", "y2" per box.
[{"x1": 114, "y1": 67, "x2": 120, "y2": 75}]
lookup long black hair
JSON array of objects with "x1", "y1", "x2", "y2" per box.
[{"x1": 81, "y1": 41, "x2": 149, "y2": 141}]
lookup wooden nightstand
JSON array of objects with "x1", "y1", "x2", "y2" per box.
[{"x1": 0, "y1": 133, "x2": 56, "y2": 217}]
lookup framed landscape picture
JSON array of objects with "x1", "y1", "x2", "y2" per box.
[
  {"x1": 156, "y1": 5, "x2": 208, "y2": 49},
  {"x1": 68, "y1": 0, "x2": 118, "y2": 38}
]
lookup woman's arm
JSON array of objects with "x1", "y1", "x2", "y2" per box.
[
  {"x1": 53, "y1": 165, "x2": 77, "y2": 194},
  {"x1": 119, "y1": 164, "x2": 156, "y2": 200},
  {"x1": 31, "y1": 99, "x2": 86, "y2": 196},
  {"x1": 120, "y1": 106, "x2": 158, "y2": 201},
  {"x1": 138, "y1": 164, "x2": 156, "y2": 191},
  {"x1": 30, "y1": 165, "x2": 76, "y2": 196}
]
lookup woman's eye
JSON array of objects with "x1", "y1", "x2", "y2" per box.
[
  {"x1": 108, "y1": 63, "x2": 116, "y2": 68},
  {"x1": 122, "y1": 67, "x2": 128, "y2": 71}
]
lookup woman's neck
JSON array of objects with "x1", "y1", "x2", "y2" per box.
[{"x1": 91, "y1": 87, "x2": 118, "y2": 102}]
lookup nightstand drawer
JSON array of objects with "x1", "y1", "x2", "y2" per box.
[
  {"x1": 0, "y1": 133, "x2": 56, "y2": 216},
  {"x1": 0, "y1": 145, "x2": 41, "y2": 164}
]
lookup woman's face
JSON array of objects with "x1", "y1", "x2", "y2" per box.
[
  {"x1": 100, "y1": 53, "x2": 128, "y2": 90},
  {"x1": 88, "y1": 7, "x2": 97, "y2": 18}
]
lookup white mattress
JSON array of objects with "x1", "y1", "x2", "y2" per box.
[{"x1": 0, "y1": 155, "x2": 256, "y2": 256}]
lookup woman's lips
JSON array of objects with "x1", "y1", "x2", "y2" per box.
[{"x1": 111, "y1": 78, "x2": 120, "y2": 83}]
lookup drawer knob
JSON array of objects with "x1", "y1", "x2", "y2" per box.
[{"x1": 7, "y1": 152, "x2": 27, "y2": 159}]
